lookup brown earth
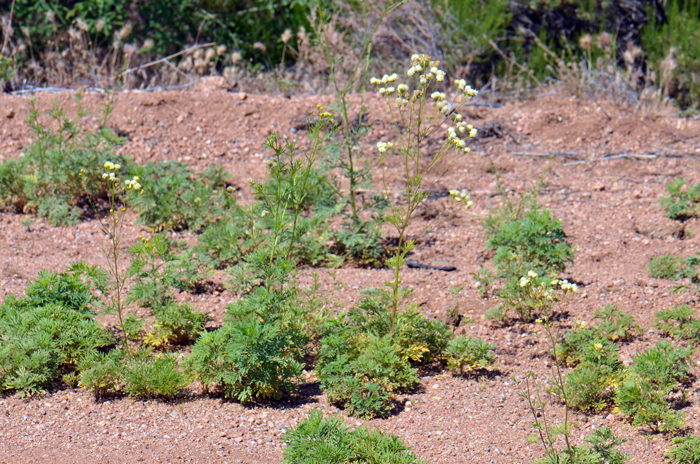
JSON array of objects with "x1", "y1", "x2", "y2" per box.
[{"x1": 1, "y1": 85, "x2": 700, "y2": 463}]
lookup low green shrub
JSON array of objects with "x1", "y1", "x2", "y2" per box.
[
  {"x1": 122, "y1": 349, "x2": 189, "y2": 398},
  {"x1": 0, "y1": 266, "x2": 114, "y2": 396},
  {"x1": 281, "y1": 410, "x2": 429, "y2": 464},
  {"x1": 533, "y1": 426, "x2": 630, "y2": 464},
  {"x1": 667, "y1": 435, "x2": 700, "y2": 464},
  {"x1": 649, "y1": 254, "x2": 688, "y2": 280},
  {"x1": 316, "y1": 289, "x2": 451, "y2": 419},
  {"x1": 129, "y1": 161, "x2": 235, "y2": 232},
  {"x1": 615, "y1": 341, "x2": 693, "y2": 433},
  {"x1": 0, "y1": 95, "x2": 128, "y2": 226},
  {"x1": 185, "y1": 314, "x2": 306, "y2": 403},
  {"x1": 655, "y1": 305, "x2": 700, "y2": 340},
  {"x1": 556, "y1": 306, "x2": 639, "y2": 366},
  {"x1": 444, "y1": 335, "x2": 496, "y2": 375},
  {"x1": 660, "y1": 179, "x2": 700, "y2": 221},
  {"x1": 564, "y1": 340, "x2": 625, "y2": 413},
  {"x1": 488, "y1": 209, "x2": 574, "y2": 280}
]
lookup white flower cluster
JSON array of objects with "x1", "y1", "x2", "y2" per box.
[
  {"x1": 446, "y1": 127, "x2": 471, "y2": 153},
  {"x1": 551, "y1": 279, "x2": 579, "y2": 293},
  {"x1": 455, "y1": 79, "x2": 478, "y2": 98},
  {"x1": 407, "y1": 54, "x2": 445, "y2": 86},
  {"x1": 376, "y1": 141, "x2": 394, "y2": 154},
  {"x1": 449, "y1": 189, "x2": 473, "y2": 209},
  {"x1": 370, "y1": 73, "x2": 399, "y2": 96},
  {"x1": 125, "y1": 176, "x2": 142, "y2": 191},
  {"x1": 102, "y1": 161, "x2": 121, "y2": 183}
]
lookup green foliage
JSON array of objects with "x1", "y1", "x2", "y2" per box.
[
  {"x1": 533, "y1": 426, "x2": 630, "y2": 464},
  {"x1": 643, "y1": 0, "x2": 700, "y2": 110},
  {"x1": 78, "y1": 349, "x2": 124, "y2": 398},
  {"x1": 488, "y1": 209, "x2": 574, "y2": 280},
  {"x1": 659, "y1": 179, "x2": 700, "y2": 220},
  {"x1": 667, "y1": 435, "x2": 700, "y2": 464},
  {"x1": 5, "y1": 0, "x2": 313, "y2": 70},
  {"x1": 185, "y1": 308, "x2": 306, "y2": 402},
  {"x1": 129, "y1": 161, "x2": 235, "y2": 232},
  {"x1": 564, "y1": 340, "x2": 625, "y2": 412},
  {"x1": 655, "y1": 305, "x2": 700, "y2": 340},
  {"x1": 557, "y1": 306, "x2": 639, "y2": 366},
  {"x1": 122, "y1": 349, "x2": 189, "y2": 398},
  {"x1": 444, "y1": 335, "x2": 496, "y2": 375},
  {"x1": 648, "y1": 254, "x2": 688, "y2": 280},
  {"x1": 127, "y1": 234, "x2": 211, "y2": 347},
  {"x1": 592, "y1": 305, "x2": 641, "y2": 342},
  {"x1": 281, "y1": 410, "x2": 429, "y2": 464},
  {"x1": 0, "y1": 95, "x2": 127, "y2": 226},
  {"x1": 316, "y1": 289, "x2": 450, "y2": 419},
  {"x1": 0, "y1": 266, "x2": 114, "y2": 395},
  {"x1": 615, "y1": 341, "x2": 693, "y2": 433}
]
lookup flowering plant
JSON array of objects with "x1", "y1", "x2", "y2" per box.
[{"x1": 370, "y1": 54, "x2": 479, "y2": 331}]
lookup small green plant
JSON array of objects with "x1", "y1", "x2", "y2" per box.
[
  {"x1": 488, "y1": 209, "x2": 574, "y2": 281},
  {"x1": 563, "y1": 339, "x2": 625, "y2": 412},
  {"x1": 660, "y1": 178, "x2": 700, "y2": 221},
  {"x1": 316, "y1": 288, "x2": 451, "y2": 419},
  {"x1": 282, "y1": 410, "x2": 429, "y2": 464},
  {"x1": 615, "y1": 341, "x2": 693, "y2": 434},
  {"x1": 655, "y1": 305, "x2": 700, "y2": 340},
  {"x1": 649, "y1": 254, "x2": 688, "y2": 280},
  {"x1": 593, "y1": 305, "x2": 641, "y2": 342},
  {"x1": 444, "y1": 335, "x2": 496, "y2": 375},
  {"x1": 0, "y1": 266, "x2": 114, "y2": 396},
  {"x1": 0, "y1": 94, "x2": 127, "y2": 226},
  {"x1": 667, "y1": 435, "x2": 700, "y2": 464},
  {"x1": 127, "y1": 234, "x2": 210, "y2": 347},
  {"x1": 524, "y1": 315, "x2": 629, "y2": 463},
  {"x1": 487, "y1": 271, "x2": 578, "y2": 323},
  {"x1": 129, "y1": 161, "x2": 235, "y2": 232},
  {"x1": 122, "y1": 348, "x2": 189, "y2": 398},
  {"x1": 556, "y1": 307, "x2": 640, "y2": 367},
  {"x1": 185, "y1": 315, "x2": 306, "y2": 403}
]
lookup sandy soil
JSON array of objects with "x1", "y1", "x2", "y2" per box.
[{"x1": 1, "y1": 84, "x2": 700, "y2": 463}]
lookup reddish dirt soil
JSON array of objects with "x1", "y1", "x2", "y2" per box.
[{"x1": 1, "y1": 84, "x2": 700, "y2": 463}]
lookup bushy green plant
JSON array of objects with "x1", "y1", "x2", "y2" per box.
[
  {"x1": 488, "y1": 209, "x2": 574, "y2": 280},
  {"x1": 78, "y1": 349, "x2": 124, "y2": 399},
  {"x1": 563, "y1": 340, "x2": 625, "y2": 412},
  {"x1": 649, "y1": 254, "x2": 688, "y2": 280},
  {"x1": 122, "y1": 348, "x2": 189, "y2": 398},
  {"x1": 655, "y1": 305, "x2": 700, "y2": 340},
  {"x1": 444, "y1": 335, "x2": 496, "y2": 375},
  {"x1": 127, "y1": 234, "x2": 210, "y2": 347},
  {"x1": 532, "y1": 426, "x2": 630, "y2": 464},
  {"x1": 592, "y1": 305, "x2": 641, "y2": 342},
  {"x1": 0, "y1": 266, "x2": 114, "y2": 395},
  {"x1": 316, "y1": 289, "x2": 450, "y2": 419},
  {"x1": 282, "y1": 410, "x2": 429, "y2": 464},
  {"x1": 667, "y1": 435, "x2": 700, "y2": 464},
  {"x1": 615, "y1": 341, "x2": 693, "y2": 433},
  {"x1": 0, "y1": 94, "x2": 127, "y2": 226},
  {"x1": 129, "y1": 161, "x2": 235, "y2": 232},
  {"x1": 659, "y1": 178, "x2": 700, "y2": 220},
  {"x1": 557, "y1": 306, "x2": 639, "y2": 367},
  {"x1": 185, "y1": 315, "x2": 305, "y2": 402},
  {"x1": 487, "y1": 271, "x2": 578, "y2": 323}
]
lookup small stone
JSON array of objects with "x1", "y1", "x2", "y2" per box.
[
  {"x1": 220, "y1": 432, "x2": 227, "y2": 437},
  {"x1": 432, "y1": 384, "x2": 440, "y2": 389}
]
